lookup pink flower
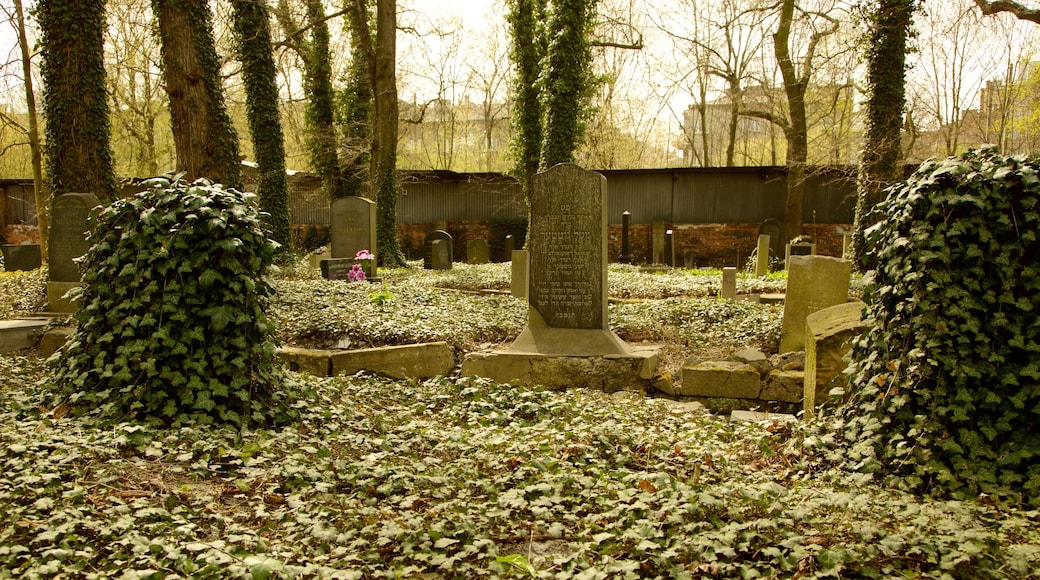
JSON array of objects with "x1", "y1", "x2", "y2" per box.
[
  {"x1": 348, "y1": 263, "x2": 366, "y2": 282},
  {"x1": 355, "y1": 249, "x2": 374, "y2": 261}
]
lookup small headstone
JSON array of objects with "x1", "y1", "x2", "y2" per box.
[
  {"x1": 503, "y1": 235, "x2": 515, "y2": 262},
  {"x1": 785, "y1": 241, "x2": 816, "y2": 264},
  {"x1": 779, "y1": 255, "x2": 852, "y2": 353},
  {"x1": 618, "y1": 211, "x2": 632, "y2": 264},
  {"x1": 652, "y1": 221, "x2": 666, "y2": 264},
  {"x1": 423, "y1": 230, "x2": 453, "y2": 269},
  {"x1": 431, "y1": 239, "x2": 452, "y2": 270},
  {"x1": 755, "y1": 234, "x2": 770, "y2": 277},
  {"x1": 664, "y1": 229, "x2": 675, "y2": 267},
  {"x1": 721, "y1": 267, "x2": 737, "y2": 300},
  {"x1": 466, "y1": 238, "x2": 490, "y2": 264},
  {"x1": 1, "y1": 244, "x2": 42, "y2": 271},
  {"x1": 511, "y1": 249, "x2": 529, "y2": 299},
  {"x1": 330, "y1": 196, "x2": 377, "y2": 260},
  {"x1": 47, "y1": 192, "x2": 100, "y2": 312}
]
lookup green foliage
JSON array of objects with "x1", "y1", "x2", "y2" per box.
[
  {"x1": 290, "y1": 224, "x2": 330, "y2": 253},
  {"x1": 3, "y1": 356, "x2": 1039, "y2": 577},
  {"x1": 843, "y1": 149, "x2": 1040, "y2": 506},
  {"x1": 376, "y1": 162, "x2": 408, "y2": 267},
  {"x1": 338, "y1": 0, "x2": 374, "y2": 198},
  {"x1": 231, "y1": 0, "x2": 291, "y2": 251},
  {"x1": 302, "y1": 0, "x2": 347, "y2": 200},
  {"x1": 538, "y1": 0, "x2": 600, "y2": 169},
  {"x1": 0, "y1": 268, "x2": 47, "y2": 319},
  {"x1": 49, "y1": 179, "x2": 290, "y2": 428},
  {"x1": 506, "y1": 0, "x2": 547, "y2": 199},
  {"x1": 37, "y1": 0, "x2": 118, "y2": 201}
]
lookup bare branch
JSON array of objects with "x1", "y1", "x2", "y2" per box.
[{"x1": 973, "y1": 0, "x2": 1040, "y2": 24}]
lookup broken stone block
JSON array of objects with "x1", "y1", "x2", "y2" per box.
[
  {"x1": 761, "y1": 369, "x2": 805, "y2": 403},
  {"x1": 680, "y1": 359, "x2": 761, "y2": 399}
]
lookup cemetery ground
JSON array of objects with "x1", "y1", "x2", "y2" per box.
[{"x1": 1, "y1": 262, "x2": 1039, "y2": 579}]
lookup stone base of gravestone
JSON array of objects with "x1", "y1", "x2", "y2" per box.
[
  {"x1": 804, "y1": 301, "x2": 868, "y2": 418},
  {"x1": 460, "y1": 345, "x2": 659, "y2": 393},
  {"x1": 509, "y1": 306, "x2": 631, "y2": 356},
  {"x1": 2, "y1": 244, "x2": 42, "y2": 271},
  {"x1": 320, "y1": 258, "x2": 376, "y2": 281},
  {"x1": 47, "y1": 282, "x2": 80, "y2": 313}
]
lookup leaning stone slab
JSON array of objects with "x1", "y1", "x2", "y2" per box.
[
  {"x1": 804, "y1": 301, "x2": 869, "y2": 418},
  {"x1": 731, "y1": 410, "x2": 797, "y2": 423},
  {"x1": 331, "y1": 342, "x2": 454, "y2": 380},
  {"x1": 680, "y1": 359, "x2": 762, "y2": 399}
]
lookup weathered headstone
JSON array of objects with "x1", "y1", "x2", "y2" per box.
[
  {"x1": 652, "y1": 221, "x2": 666, "y2": 264},
  {"x1": 510, "y1": 163, "x2": 627, "y2": 355},
  {"x1": 804, "y1": 301, "x2": 868, "y2": 417},
  {"x1": 48, "y1": 192, "x2": 100, "y2": 312},
  {"x1": 785, "y1": 241, "x2": 816, "y2": 264},
  {"x1": 423, "y1": 230, "x2": 453, "y2": 269},
  {"x1": 466, "y1": 238, "x2": 490, "y2": 264},
  {"x1": 1, "y1": 244, "x2": 42, "y2": 271},
  {"x1": 511, "y1": 249, "x2": 529, "y2": 299},
  {"x1": 330, "y1": 196, "x2": 377, "y2": 259},
  {"x1": 431, "y1": 239, "x2": 452, "y2": 270},
  {"x1": 503, "y1": 235, "x2": 515, "y2": 262},
  {"x1": 721, "y1": 267, "x2": 737, "y2": 300},
  {"x1": 755, "y1": 234, "x2": 771, "y2": 277},
  {"x1": 779, "y1": 255, "x2": 852, "y2": 353}
]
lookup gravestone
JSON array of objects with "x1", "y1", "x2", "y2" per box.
[
  {"x1": 330, "y1": 196, "x2": 376, "y2": 259},
  {"x1": 462, "y1": 164, "x2": 658, "y2": 391},
  {"x1": 664, "y1": 229, "x2": 675, "y2": 267},
  {"x1": 510, "y1": 163, "x2": 627, "y2": 355},
  {"x1": 652, "y1": 221, "x2": 666, "y2": 264},
  {"x1": 804, "y1": 301, "x2": 868, "y2": 418},
  {"x1": 329, "y1": 196, "x2": 377, "y2": 280},
  {"x1": 423, "y1": 230, "x2": 453, "y2": 269},
  {"x1": 755, "y1": 234, "x2": 771, "y2": 277},
  {"x1": 2, "y1": 244, "x2": 42, "y2": 271},
  {"x1": 467, "y1": 238, "x2": 490, "y2": 264},
  {"x1": 779, "y1": 255, "x2": 852, "y2": 353},
  {"x1": 618, "y1": 211, "x2": 632, "y2": 263},
  {"x1": 785, "y1": 241, "x2": 816, "y2": 264},
  {"x1": 503, "y1": 235, "x2": 515, "y2": 262},
  {"x1": 511, "y1": 249, "x2": 529, "y2": 299},
  {"x1": 758, "y1": 219, "x2": 782, "y2": 258},
  {"x1": 48, "y1": 192, "x2": 100, "y2": 312},
  {"x1": 431, "y1": 239, "x2": 452, "y2": 270},
  {"x1": 721, "y1": 267, "x2": 737, "y2": 300}
]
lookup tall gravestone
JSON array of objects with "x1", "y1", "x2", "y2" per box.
[
  {"x1": 721, "y1": 267, "x2": 737, "y2": 300},
  {"x1": 423, "y1": 230, "x2": 453, "y2": 269},
  {"x1": 779, "y1": 255, "x2": 852, "y2": 353},
  {"x1": 48, "y1": 192, "x2": 101, "y2": 312},
  {"x1": 755, "y1": 234, "x2": 771, "y2": 277},
  {"x1": 652, "y1": 221, "x2": 666, "y2": 264},
  {"x1": 509, "y1": 163, "x2": 628, "y2": 355}
]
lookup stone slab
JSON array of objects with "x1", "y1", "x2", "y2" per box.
[
  {"x1": 423, "y1": 230, "x2": 453, "y2": 269},
  {"x1": 39, "y1": 327, "x2": 75, "y2": 357},
  {"x1": 761, "y1": 369, "x2": 805, "y2": 403},
  {"x1": 278, "y1": 347, "x2": 333, "y2": 377},
  {"x1": 48, "y1": 192, "x2": 100, "y2": 283},
  {"x1": 680, "y1": 359, "x2": 762, "y2": 399},
  {"x1": 721, "y1": 267, "x2": 737, "y2": 300},
  {"x1": 804, "y1": 300, "x2": 868, "y2": 417},
  {"x1": 467, "y1": 238, "x2": 490, "y2": 264},
  {"x1": 331, "y1": 341, "x2": 455, "y2": 380},
  {"x1": 2, "y1": 244, "x2": 42, "y2": 271},
  {"x1": 0, "y1": 318, "x2": 50, "y2": 353},
  {"x1": 330, "y1": 196, "x2": 377, "y2": 263},
  {"x1": 730, "y1": 410, "x2": 797, "y2": 423},
  {"x1": 511, "y1": 250, "x2": 529, "y2": 299},
  {"x1": 460, "y1": 346, "x2": 659, "y2": 393}
]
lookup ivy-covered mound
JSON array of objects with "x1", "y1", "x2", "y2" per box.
[
  {"x1": 50, "y1": 179, "x2": 290, "y2": 428},
  {"x1": 842, "y1": 149, "x2": 1040, "y2": 506}
]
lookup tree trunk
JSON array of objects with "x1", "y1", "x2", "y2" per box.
[
  {"x1": 507, "y1": 0, "x2": 546, "y2": 201},
  {"x1": 153, "y1": 0, "x2": 242, "y2": 190},
  {"x1": 13, "y1": 0, "x2": 47, "y2": 255},
  {"x1": 853, "y1": 0, "x2": 914, "y2": 270},
  {"x1": 38, "y1": 0, "x2": 118, "y2": 203},
  {"x1": 231, "y1": 0, "x2": 291, "y2": 251},
  {"x1": 372, "y1": 0, "x2": 406, "y2": 267},
  {"x1": 773, "y1": 0, "x2": 811, "y2": 242},
  {"x1": 343, "y1": 0, "x2": 374, "y2": 197}
]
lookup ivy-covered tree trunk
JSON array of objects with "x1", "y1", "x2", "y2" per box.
[
  {"x1": 372, "y1": 0, "x2": 406, "y2": 267},
  {"x1": 302, "y1": 0, "x2": 348, "y2": 199},
  {"x1": 342, "y1": 0, "x2": 375, "y2": 198},
  {"x1": 506, "y1": 0, "x2": 547, "y2": 201},
  {"x1": 14, "y1": 0, "x2": 48, "y2": 255},
  {"x1": 38, "y1": 0, "x2": 118, "y2": 203},
  {"x1": 153, "y1": 0, "x2": 242, "y2": 191},
  {"x1": 538, "y1": 0, "x2": 598, "y2": 170},
  {"x1": 231, "y1": 0, "x2": 291, "y2": 252},
  {"x1": 853, "y1": 0, "x2": 914, "y2": 270}
]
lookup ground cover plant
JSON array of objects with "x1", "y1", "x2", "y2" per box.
[
  {"x1": 838, "y1": 149, "x2": 1040, "y2": 507},
  {"x1": 2, "y1": 355, "x2": 1039, "y2": 578}
]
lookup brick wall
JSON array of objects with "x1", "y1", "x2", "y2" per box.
[{"x1": 400, "y1": 221, "x2": 853, "y2": 267}]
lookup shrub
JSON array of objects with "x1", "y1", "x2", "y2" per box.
[
  {"x1": 842, "y1": 149, "x2": 1040, "y2": 506},
  {"x1": 49, "y1": 178, "x2": 290, "y2": 428}
]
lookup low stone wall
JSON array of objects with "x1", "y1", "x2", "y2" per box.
[{"x1": 665, "y1": 349, "x2": 807, "y2": 414}]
